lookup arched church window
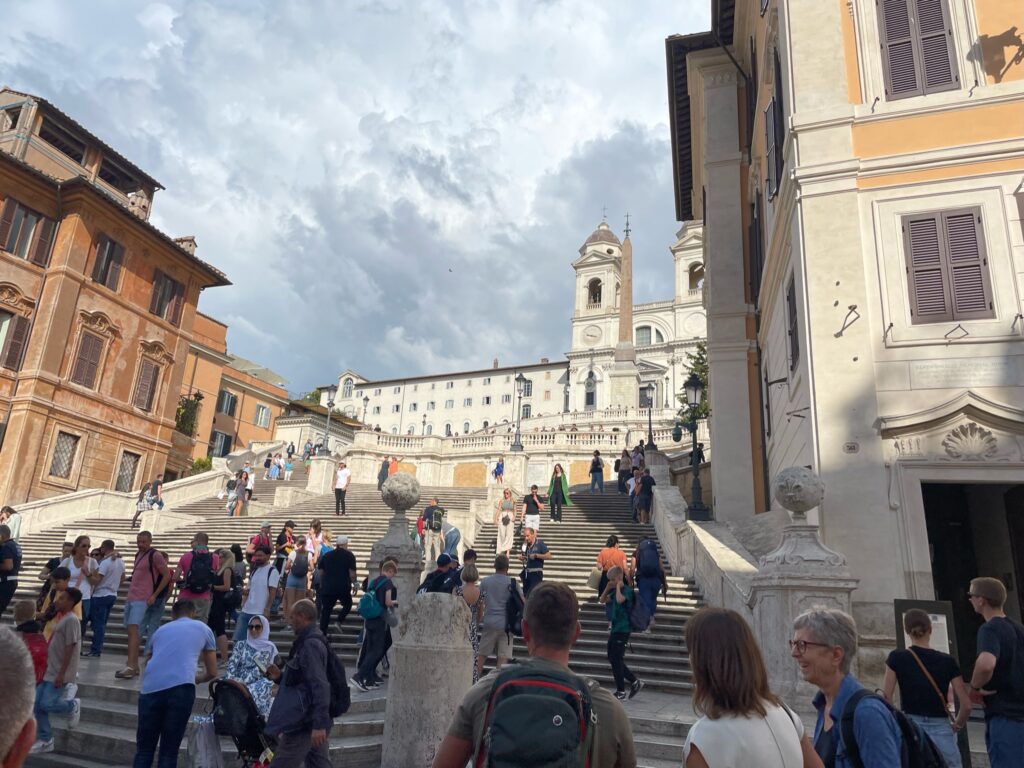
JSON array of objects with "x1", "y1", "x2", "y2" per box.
[
  {"x1": 655, "y1": 329, "x2": 665, "y2": 343},
  {"x1": 463, "y1": 421, "x2": 471, "y2": 433},
  {"x1": 689, "y1": 264, "x2": 705, "y2": 291},
  {"x1": 342, "y1": 378, "x2": 354, "y2": 398},
  {"x1": 426, "y1": 424, "x2": 433, "y2": 435},
  {"x1": 391, "y1": 426, "x2": 398, "y2": 435},
  {"x1": 587, "y1": 278, "x2": 602, "y2": 307},
  {"x1": 445, "y1": 423, "x2": 452, "y2": 436},
  {"x1": 407, "y1": 425, "x2": 415, "y2": 435},
  {"x1": 636, "y1": 326, "x2": 652, "y2": 347}
]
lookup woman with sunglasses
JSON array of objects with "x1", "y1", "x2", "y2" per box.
[
  {"x1": 493, "y1": 489, "x2": 516, "y2": 557},
  {"x1": 223, "y1": 615, "x2": 278, "y2": 718}
]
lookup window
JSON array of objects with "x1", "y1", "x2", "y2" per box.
[
  {"x1": 413, "y1": 384, "x2": 418, "y2": 391},
  {"x1": 49, "y1": 431, "x2": 79, "y2": 479},
  {"x1": 210, "y1": 431, "x2": 232, "y2": 458},
  {"x1": 254, "y1": 404, "x2": 271, "y2": 428},
  {"x1": 342, "y1": 378, "x2": 354, "y2": 398},
  {"x1": 431, "y1": 382, "x2": 436, "y2": 390},
  {"x1": 391, "y1": 404, "x2": 400, "y2": 413},
  {"x1": 765, "y1": 101, "x2": 782, "y2": 199},
  {"x1": 445, "y1": 399, "x2": 454, "y2": 409},
  {"x1": 444, "y1": 423, "x2": 452, "y2": 436},
  {"x1": 501, "y1": 394, "x2": 512, "y2": 404},
  {"x1": 39, "y1": 118, "x2": 86, "y2": 164},
  {"x1": 427, "y1": 401, "x2": 436, "y2": 410},
  {"x1": 585, "y1": 388, "x2": 596, "y2": 409},
  {"x1": 426, "y1": 424, "x2": 433, "y2": 435},
  {"x1": 483, "y1": 396, "x2": 492, "y2": 405},
  {"x1": 115, "y1": 451, "x2": 141, "y2": 492},
  {"x1": 522, "y1": 380, "x2": 533, "y2": 397},
  {"x1": 587, "y1": 278, "x2": 602, "y2": 306},
  {"x1": 217, "y1": 390, "x2": 238, "y2": 417},
  {"x1": 483, "y1": 377, "x2": 491, "y2": 385},
  {"x1": 373, "y1": 388, "x2": 382, "y2": 396},
  {"x1": 878, "y1": 0, "x2": 958, "y2": 100},
  {"x1": 463, "y1": 421, "x2": 471, "y2": 433},
  {"x1": 391, "y1": 426, "x2": 398, "y2": 434},
  {"x1": 393, "y1": 386, "x2": 401, "y2": 394},
  {"x1": 407, "y1": 425, "x2": 416, "y2": 435},
  {"x1": 0, "y1": 313, "x2": 29, "y2": 371},
  {"x1": 466, "y1": 379, "x2": 472, "y2": 387},
  {"x1": 92, "y1": 236, "x2": 124, "y2": 291},
  {"x1": 444, "y1": 381, "x2": 454, "y2": 389},
  {"x1": 463, "y1": 397, "x2": 472, "y2": 407},
  {"x1": 903, "y1": 208, "x2": 993, "y2": 323},
  {"x1": 409, "y1": 402, "x2": 418, "y2": 412},
  {"x1": 543, "y1": 390, "x2": 551, "y2": 401},
  {"x1": 149, "y1": 270, "x2": 184, "y2": 325},
  {"x1": 132, "y1": 360, "x2": 160, "y2": 411},
  {"x1": 0, "y1": 198, "x2": 56, "y2": 266},
  {"x1": 70, "y1": 332, "x2": 104, "y2": 389},
  {"x1": 521, "y1": 404, "x2": 532, "y2": 419},
  {"x1": 636, "y1": 326, "x2": 652, "y2": 347},
  {"x1": 372, "y1": 405, "x2": 381, "y2": 415},
  {"x1": 505, "y1": 376, "x2": 511, "y2": 383},
  {"x1": 786, "y1": 277, "x2": 800, "y2": 371},
  {"x1": 356, "y1": 390, "x2": 362, "y2": 398}
]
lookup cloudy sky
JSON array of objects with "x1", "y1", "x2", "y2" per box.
[{"x1": 3, "y1": 0, "x2": 708, "y2": 393}]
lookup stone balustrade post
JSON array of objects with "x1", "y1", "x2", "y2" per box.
[
  {"x1": 380, "y1": 592, "x2": 474, "y2": 766},
  {"x1": 750, "y1": 467, "x2": 858, "y2": 710},
  {"x1": 306, "y1": 455, "x2": 337, "y2": 495},
  {"x1": 369, "y1": 473, "x2": 426, "y2": 621}
]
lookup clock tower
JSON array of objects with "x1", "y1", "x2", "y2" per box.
[{"x1": 570, "y1": 221, "x2": 622, "y2": 356}]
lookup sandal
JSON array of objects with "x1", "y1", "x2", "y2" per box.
[{"x1": 114, "y1": 667, "x2": 138, "y2": 679}]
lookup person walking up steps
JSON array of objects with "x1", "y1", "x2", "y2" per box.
[
  {"x1": 116, "y1": 531, "x2": 171, "y2": 681},
  {"x1": 351, "y1": 560, "x2": 398, "y2": 692},
  {"x1": 172, "y1": 533, "x2": 218, "y2": 623},
  {"x1": 334, "y1": 459, "x2": 350, "y2": 516},
  {"x1": 316, "y1": 535, "x2": 357, "y2": 634},
  {"x1": 28, "y1": 588, "x2": 83, "y2": 755},
  {"x1": 599, "y1": 566, "x2": 643, "y2": 701},
  {"x1": 589, "y1": 450, "x2": 605, "y2": 493}
]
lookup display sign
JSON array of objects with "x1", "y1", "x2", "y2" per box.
[{"x1": 892, "y1": 598, "x2": 959, "y2": 663}]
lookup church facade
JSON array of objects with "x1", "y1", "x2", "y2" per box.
[{"x1": 326, "y1": 221, "x2": 707, "y2": 436}]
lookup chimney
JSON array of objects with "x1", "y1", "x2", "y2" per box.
[
  {"x1": 541, "y1": 357, "x2": 549, "y2": 364},
  {"x1": 493, "y1": 358, "x2": 499, "y2": 369},
  {"x1": 174, "y1": 236, "x2": 198, "y2": 255}
]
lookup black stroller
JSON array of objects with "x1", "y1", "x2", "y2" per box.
[{"x1": 209, "y1": 678, "x2": 277, "y2": 767}]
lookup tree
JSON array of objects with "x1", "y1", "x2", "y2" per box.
[
  {"x1": 679, "y1": 340, "x2": 710, "y2": 419},
  {"x1": 300, "y1": 390, "x2": 321, "y2": 404}
]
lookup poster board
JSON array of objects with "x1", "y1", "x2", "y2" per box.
[{"x1": 892, "y1": 598, "x2": 959, "y2": 663}]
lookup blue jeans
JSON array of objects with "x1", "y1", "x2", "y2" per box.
[
  {"x1": 233, "y1": 611, "x2": 258, "y2": 642},
  {"x1": 907, "y1": 714, "x2": 960, "y2": 768},
  {"x1": 590, "y1": 472, "x2": 604, "y2": 492},
  {"x1": 134, "y1": 683, "x2": 195, "y2": 768},
  {"x1": 89, "y1": 594, "x2": 117, "y2": 654},
  {"x1": 147, "y1": 496, "x2": 164, "y2": 510},
  {"x1": 986, "y1": 715, "x2": 1024, "y2": 768},
  {"x1": 443, "y1": 529, "x2": 461, "y2": 557},
  {"x1": 636, "y1": 576, "x2": 660, "y2": 618},
  {"x1": 141, "y1": 598, "x2": 166, "y2": 655},
  {"x1": 35, "y1": 681, "x2": 75, "y2": 742}
]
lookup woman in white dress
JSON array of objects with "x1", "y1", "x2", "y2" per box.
[{"x1": 683, "y1": 607, "x2": 822, "y2": 768}]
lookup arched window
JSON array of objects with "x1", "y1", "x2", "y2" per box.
[
  {"x1": 444, "y1": 423, "x2": 452, "y2": 436},
  {"x1": 522, "y1": 404, "x2": 532, "y2": 419},
  {"x1": 426, "y1": 424, "x2": 433, "y2": 435},
  {"x1": 407, "y1": 424, "x2": 415, "y2": 435},
  {"x1": 689, "y1": 263, "x2": 705, "y2": 291},
  {"x1": 463, "y1": 421, "x2": 471, "y2": 434},
  {"x1": 391, "y1": 426, "x2": 398, "y2": 434},
  {"x1": 655, "y1": 329, "x2": 665, "y2": 343},
  {"x1": 342, "y1": 378, "x2": 354, "y2": 398},
  {"x1": 635, "y1": 326, "x2": 652, "y2": 346},
  {"x1": 483, "y1": 420, "x2": 489, "y2": 429},
  {"x1": 587, "y1": 278, "x2": 602, "y2": 306}
]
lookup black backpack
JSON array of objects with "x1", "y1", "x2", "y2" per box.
[
  {"x1": 307, "y1": 633, "x2": 351, "y2": 718},
  {"x1": 223, "y1": 568, "x2": 244, "y2": 610},
  {"x1": 291, "y1": 551, "x2": 309, "y2": 578},
  {"x1": 840, "y1": 690, "x2": 948, "y2": 768},
  {"x1": 184, "y1": 549, "x2": 216, "y2": 593},
  {"x1": 475, "y1": 661, "x2": 597, "y2": 768},
  {"x1": 635, "y1": 539, "x2": 661, "y2": 578},
  {"x1": 505, "y1": 577, "x2": 525, "y2": 638},
  {"x1": 145, "y1": 550, "x2": 171, "y2": 602},
  {"x1": 429, "y1": 507, "x2": 444, "y2": 532}
]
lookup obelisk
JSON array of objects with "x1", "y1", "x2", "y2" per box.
[{"x1": 607, "y1": 214, "x2": 640, "y2": 408}]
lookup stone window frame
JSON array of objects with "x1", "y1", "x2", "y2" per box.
[
  {"x1": 112, "y1": 442, "x2": 148, "y2": 493},
  {"x1": 40, "y1": 422, "x2": 89, "y2": 491},
  {"x1": 66, "y1": 310, "x2": 120, "y2": 394},
  {"x1": 132, "y1": 340, "x2": 173, "y2": 414},
  {"x1": 871, "y1": 183, "x2": 1019, "y2": 348}
]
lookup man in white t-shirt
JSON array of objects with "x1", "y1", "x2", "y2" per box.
[
  {"x1": 234, "y1": 546, "x2": 280, "y2": 642},
  {"x1": 334, "y1": 459, "x2": 351, "y2": 517},
  {"x1": 86, "y1": 540, "x2": 124, "y2": 657}
]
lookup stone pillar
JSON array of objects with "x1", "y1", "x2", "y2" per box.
[
  {"x1": 381, "y1": 592, "x2": 474, "y2": 766},
  {"x1": 368, "y1": 473, "x2": 425, "y2": 613},
  {"x1": 305, "y1": 455, "x2": 336, "y2": 495},
  {"x1": 750, "y1": 468, "x2": 858, "y2": 710}
]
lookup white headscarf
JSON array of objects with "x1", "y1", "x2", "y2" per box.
[{"x1": 245, "y1": 615, "x2": 278, "y2": 658}]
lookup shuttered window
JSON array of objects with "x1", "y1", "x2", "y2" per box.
[
  {"x1": 70, "y1": 332, "x2": 104, "y2": 388},
  {"x1": 216, "y1": 389, "x2": 238, "y2": 417},
  {"x1": 0, "y1": 197, "x2": 56, "y2": 267},
  {"x1": 749, "y1": 192, "x2": 766, "y2": 306},
  {"x1": 149, "y1": 270, "x2": 185, "y2": 325},
  {"x1": 92, "y1": 236, "x2": 124, "y2": 291},
  {"x1": 132, "y1": 359, "x2": 159, "y2": 411},
  {"x1": 0, "y1": 314, "x2": 30, "y2": 371},
  {"x1": 764, "y1": 48, "x2": 786, "y2": 200},
  {"x1": 786, "y1": 277, "x2": 800, "y2": 371},
  {"x1": 877, "y1": 0, "x2": 958, "y2": 100},
  {"x1": 903, "y1": 208, "x2": 993, "y2": 324}
]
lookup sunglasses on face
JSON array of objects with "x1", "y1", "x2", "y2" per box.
[{"x1": 248, "y1": 624, "x2": 262, "y2": 631}]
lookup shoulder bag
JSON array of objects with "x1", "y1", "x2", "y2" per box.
[{"x1": 907, "y1": 647, "x2": 954, "y2": 724}]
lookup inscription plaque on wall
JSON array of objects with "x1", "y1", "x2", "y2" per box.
[
  {"x1": 526, "y1": 463, "x2": 549, "y2": 489},
  {"x1": 909, "y1": 357, "x2": 1021, "y2": 390}
]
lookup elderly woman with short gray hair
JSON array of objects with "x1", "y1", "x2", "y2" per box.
[{"x1": 791, "y1": 609, "x2": 902, "y2": 768}]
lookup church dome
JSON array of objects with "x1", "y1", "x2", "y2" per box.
[{"x1": 580, "y1": 222, "x2": 621, "y2": 251}]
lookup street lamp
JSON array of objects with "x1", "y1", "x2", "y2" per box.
[
  {"x1": 674, "y1": 372, "x2": 710, "y2": 520},
  {"x1": 643, "y1": 382, "x2": 657, "y2": 451},
  {"x1": 511, "y1": 373, "x2": 527, "y2": 452},
  {"x1": 322, "y1": 384, "x2": 338, "y2": 456},
  {"x1": 362, "y1": 395, "x2": 370, "y2": 425},
  {"x1": 422, "y1": 413, "x2": 427, "y2": 435}
]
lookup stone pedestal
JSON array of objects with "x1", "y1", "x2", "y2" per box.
[
  {"x1": 751, "y1": 467, "x2": 858, "y2": 710},
  {"x1": 607, "y1": 361, "x2": 640, "y2": 409},
  {"x1": 369, "y1": 473, "x2": 425, "y2": 613},
  {"x1": 381, "y1": 592, "x2": 474, "y2": 766},
  {"x1": 306, "y1": 456, "x2": 337, "y2": 495}
]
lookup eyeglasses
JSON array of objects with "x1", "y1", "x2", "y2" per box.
[
  {"x1": 788, "y1": 639, "x2": 832, "y2": 654},
  {"x1": 967, "y1": 593, "x2": 982, "y2": 599},
  {"x1": 248, "y1": 624, "x2": 262, "y2": 631}
]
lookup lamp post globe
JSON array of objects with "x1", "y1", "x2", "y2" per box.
[
  {"x1": 322, "y1": 384, "x2": 338, "y2": 456},
  {"x1": 644, "y1": 382, "x2": 657, "y2": 451},
  {"x1": 511, "y1": 373, "x2": 527, "y2": 452},
  {"x1": 683, "y1": 372, "x2": 703, "y2": 410}
]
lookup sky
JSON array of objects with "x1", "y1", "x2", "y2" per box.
[{"x1": 2, "y1": 0, "x2": 709, "y2": 394}]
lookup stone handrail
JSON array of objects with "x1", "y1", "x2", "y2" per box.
[{"x1": 213, "y1": 440, "x2": 287, "y2": 474}]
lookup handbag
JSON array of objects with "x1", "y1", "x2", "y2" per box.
[
  {"x1": 587, "y1": 567, "x2": 603, "y2": 591},
  {"x1": 907, "y1": 647, "x2": 955, "y2": 724},
  {"x1": 187, "y1": 719, "x2": 224, "y2": 768}
]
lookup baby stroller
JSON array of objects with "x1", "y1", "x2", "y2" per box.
[{"x1": 209, "y1": 678, "x2": 276, "y2": 767}]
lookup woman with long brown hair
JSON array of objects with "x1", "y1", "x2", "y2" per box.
[{"x1": 684, "y1": 607, "x2": 821, "y2": 768}]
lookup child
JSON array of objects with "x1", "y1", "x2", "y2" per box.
[
  {"x1": 36, "y1": 567, "x2": 82, "y2": 641},
  {"x1": 14, "y1": 599, "x2": 47, "y2": 683}
]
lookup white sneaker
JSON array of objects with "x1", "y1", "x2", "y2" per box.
[
  {"x1": 29, "y1": 739, "x2": 54, "y2": 754},
  {"x1": 63, "y1": 683, "x2": 78, "y2": 701},
  {"x1": 67, "y1": 699, "x2": 81, "y2": 729}
]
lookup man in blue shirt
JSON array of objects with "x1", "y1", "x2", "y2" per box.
[
  {"x1": 133, "y1": 600, "x2": 218, "y2": 768},
  {"x1": 791, "y1": 608, "x2": 902, "y2": 767}
]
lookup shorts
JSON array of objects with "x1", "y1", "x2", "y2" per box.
[
  {"x1": 524, "y1": 515, "x2": 540, "y2": 531},
  {"x1": 124, "y1": 600, "x2": 149, "y2": 626},
  {"x1": 478, "y1": 626, "x2": 513, "y2": 659},
  {"x1": 286, "y1": 573, "x2": 307, "y2": 590}
]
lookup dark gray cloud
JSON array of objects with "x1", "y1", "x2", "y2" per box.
[{"x1": 1, "y1": 0, "x2": 708, "y2": 392}]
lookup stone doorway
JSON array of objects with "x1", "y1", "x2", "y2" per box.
[{"x1": 922, "y1": 481, "x2": 1024, "y2": 675}]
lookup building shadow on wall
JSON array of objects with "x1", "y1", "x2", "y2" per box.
[{"x1": 970, "y1": 27, "x2": 1024, "y2": 84}]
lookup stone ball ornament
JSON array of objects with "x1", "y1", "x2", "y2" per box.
[
  {"x1": 381, "y1": 472, "x2": 421, "y2": 513},
  {"x1": 772, "y1": 466, "x2": 824, "y2": 519}
]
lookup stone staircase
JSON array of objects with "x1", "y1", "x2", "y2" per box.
[{"x1": 12, "y1": 479, "x2": 699, "y2": 767}]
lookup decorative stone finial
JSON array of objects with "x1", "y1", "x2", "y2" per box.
[
  {"x1": 771, "y1": 466, "x2": 824, "y2": 521},
  {"x1": 382, "y1": 472, "x2": 421, "y2": 514}
]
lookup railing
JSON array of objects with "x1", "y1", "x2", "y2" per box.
[{"x1": 585, "y1": 302, "x2": 602, "y2": 310}]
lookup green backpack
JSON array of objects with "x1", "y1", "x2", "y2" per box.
[
  {"x1": 357, "y1": 577, "x2": 386, "y2": 620},
  {"x1": 476, "y1": 661, "x2": 597, "y2": 768}
]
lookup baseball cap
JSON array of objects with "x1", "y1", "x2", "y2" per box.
[
  {"x1": 336, "y1": 535, "x2": 349, "y2": 545},
  {"x1": 436, "y1": 554, "x2": 453, "y2": 567},
  {"x1": 260, "y1": 521, "x2": 272, "y2": 529}
]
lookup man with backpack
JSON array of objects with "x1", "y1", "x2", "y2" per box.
[
  {"x1": 432, "y1": 581, "x2": 637, "y2": 768},
  {"x1": 265, "y1": 600, "x2": 337, "y2": 768},
  {"x1": 967, "y1": 576, "x2": 1024, "y2": 767},
  {"x1": 589, "y1": 450, "x2": 605, "y2": 493},
  {"x1": 476, "y1": 554, "x2": 524, "y2": 680},
  {"x1": 351, "y1": 560, "x2": 398, "y2": 692},
  {"x1": 116, "y1": 531, "x2": 171, "y2": 681},
  {"x1": 632, "y1": 538, "x2": 667, "y2": 629},
  {"x1": 172, "y1": 532, "x2": 219, "y2": 623},
  {"x1": 422, "y1": 498, "x2": 446, "y2": 563},
  {"x1": 317, "y1": 535, "x2": 358, "y2": 634},
  {"x1": 418, "y1": 554, "x2": 460, "y2": 595}
]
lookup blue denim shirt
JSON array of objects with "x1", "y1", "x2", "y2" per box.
[{"x1": 812, "y1": 673, "x2": 902, "y2": 768}]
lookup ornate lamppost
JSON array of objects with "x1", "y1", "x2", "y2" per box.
[
  {"x1": 672, "y1": 372, "x2": 710, "y2": 520},
  {"x1": 362, "y1": 394, "x2": 370, "y2": 425},
  {"x1": 644, "y1": 382, "x2": 657, "y2": 451},
  {"x1": 421, "y1": 413, "x2": 427, "y2": 435},
  {"x1": 322, "y1": 384, "x2": 338, "y2": 455},
  {"x1": 510, "y1": 373, "x2": 526, "y2": 452}
]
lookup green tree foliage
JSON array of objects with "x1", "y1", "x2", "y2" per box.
[
  {"x1": 680, "y1": 341, "x2": 710, "y2": 419},
  {"x1": 190, "y1": 456, "x2": 213, "y2": 474},
  {"x1": 174, "y1": 392, "x2": 204, "y2": 437}
]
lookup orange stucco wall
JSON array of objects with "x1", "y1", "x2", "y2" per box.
[
  {"x1": 839, "y1": 0, "x2": 864, "y2": 104},
  {"x1": 974, "y1": 1, "x2": 1024, "y2": 84}
]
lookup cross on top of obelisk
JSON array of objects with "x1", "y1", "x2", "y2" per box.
[
  {"x1": 624, "y1": 211, "x2": 631, "y2": 237},
  {"x1": 601, "y1": 204, "x2": 607, "y2": 223}
]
